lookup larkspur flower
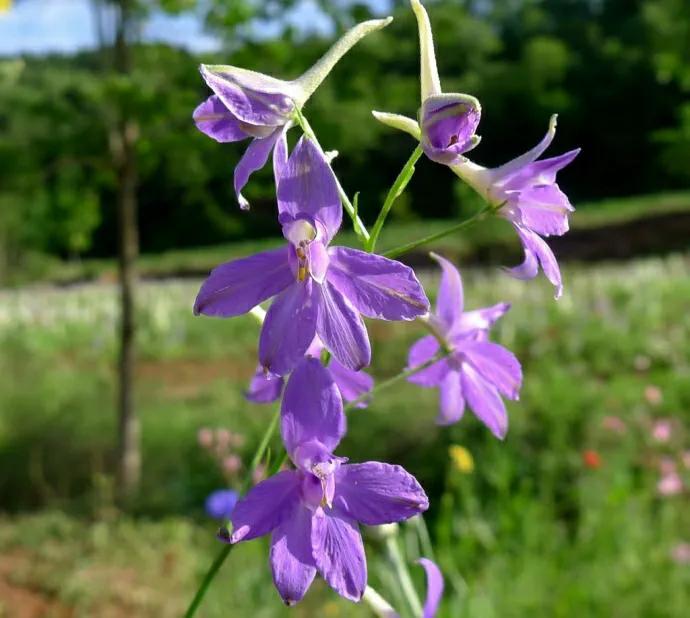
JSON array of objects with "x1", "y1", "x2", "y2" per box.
[
  {"x1": 406, "y1": 253, "x2": 521, "y2": 438},
  {"x1": 195, "y1": 136, "x2": 430, "y2": 375},
  {"x1": 246, "y1": 338, "x2": 374, "y2": 407},
  {"x1": 372, "y1": 0, "x2": 481, "y2": 165},
  {"x1": 205, "y1": 489, "x2": 239, "y2": 520},
  {"x1": 418, "y1": 558, "x2": 444, "y2": 618},
  {"x1": 226, "y1": 358, "x2": 429, "y2": 604},
  {"x1": 193, "y1": 17, "x2": 392, "y2": 209},
  {"x1": 374, "y1": 0, "x2": 579, "y2": 298}
]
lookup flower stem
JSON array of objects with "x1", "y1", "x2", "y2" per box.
[
  {"x1": 368, "y1": 145, "x2": 424, "y2": 253},
  {"x1": 183, "y1": 406, "x2": 281, "y2": 618},
  {"x1": 362, "y1": 585, "x2": 398, "y2": 617},
  {"x1": 345, "y1": 350, "x2": 448, "y2": 411},
  {"x1": 385, "y1": 535, "x2": 423, "y2": 617},
  {"x1": 382, "y1": 205, "x2": 492, "y2": 260},
  {"x1": 293, "y1": 107, "x2": 370, "y2": 244}
]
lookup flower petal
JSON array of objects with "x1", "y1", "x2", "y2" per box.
[
  {"x1": 430, "y1": 252, "x2": 463, "y2": 328},
  {"x1": 418, "y1": 558, "x2": 444, "y2": 618},
  {"x1": 327, "y1": 247, "x2": 429, "y2": 320},
  {"x1": 270, "y1": 502, "x2": 317, "y2": 606},
  {"x1": 311, "y1": 508, "x2": 367, "y2": 602},
  {"x1": 316, "y1": 281, "x2": 371, "y2": 371},
  {"x1": 461, "y1": 341, "x2": 522, "y2": 400},
  {"x1": 438, "y1": 369, "x2": 465, "y2": 425},
  {"x1": 503, "y1": 149, "x2": 580, "y2": 192},
  {"x1": 277, "y1": 136, "x2": 342, "y2": 242},
  {"x1": 507, "y1": 226, "x2": 563, "y2": 299},
  {"x1": 234, "y1": 129, "x2": 284, "y2": 210},
  {"x1": 259, "y1": 281, "x2": 318, "y2": 376},
  {"x1": 514, "y1": 184, "x2": 573, "y2": 236},
  {"x1": 372, "y1": 111, "x2": 421, "y2": 140},
  {"x1": 407, "y1": 336, "x2": 447, "y2": 387},
  {"x1": 329, "y1": 360, "x2": 374, "y2": 408},
  {"x1": 460, "y1": 363, "x2": 508, "y2": 439},
  {"x1": 272, "y1": 125, "x2": 289, "y2": 186},
  {"x1": 193, "y1": 95, "x2": 248, "y2": 143},
  {"x1": 452, "y1": 302, "x2": 510, "y2": 337},
  {"x1": 200, "y1": 64, "x2": 294, "y2": 127},
  {"x1": 193, "y1": 247, "x2": 292, "y2": 317},
  {"x1": 230, "y1": 470, "x2": 301, "y2": 543},
  {"x1": 334, "y1": 462, "x2": 429, "y2": 525},
  {"x1": 281, "y1": 357, "x2": 346, "y2": 456},
  {"x1": 246, "y1": 366, "x2": 284, "y2": 404}
]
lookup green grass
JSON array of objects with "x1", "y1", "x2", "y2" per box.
[
  {"x1": 10, "y1": 190, "x2": 690, "y2": 287},
  {"x1": 1, "y1": 254, "x2": 689, "y2": 616}
]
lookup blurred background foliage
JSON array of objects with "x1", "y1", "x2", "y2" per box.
[{"x1": 1, "y1": 0, "x2": 689, "y2": 279}]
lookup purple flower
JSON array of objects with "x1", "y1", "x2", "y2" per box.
[
  {"x1": 372, "y1": 0, "x2": 481, "y2": 165},
  {"x1": 407, "y1": 253, "x2": 522, "y2": 438},
  {"x1": 193, "y1": 17, "x2": 392, "y2": 209},
  {"x1": 195, "y1": 136, "x2": 430, "y2": 376},
  {"x1": 373, "y1": 1, "x2": 579, "y2": 298},
  {"x1": 246, "y1": 338, "x2": 374, "y2": 407},
  {"x1": 453, "y1": 116, "x2": 580, "y2": 298},
  {"x1": 227, "y1": 358, "x2": 429, "y2": 604},
  {"x1": 205, "y1": 489, "x2": 239, "y2": 520},
  {"x1": 418, "y1": 558, "x2": 444, "y2": 618}
]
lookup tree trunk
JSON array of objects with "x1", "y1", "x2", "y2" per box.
[{"x1": 112, "y1": 0, "x2": 140, "y2": 506}]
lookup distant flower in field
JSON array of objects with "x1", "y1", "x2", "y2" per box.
[
  {"x1": 373, "y1": 0, "x2": 578, "y2": 298},
  {"x1": 644, "y1": 385, "x2": 663, "y2": 406},
  {"x1": 418, "y1": 558, "x2": 444, "y2": 617},
  {"x1": 197, "y1": 427, "x2": 214, "y2": 449},
  {"x1": 222, "y1": 455, "x2": 242, "y2": 476},
  {"x1": 658, "y1": 473, "x2": 683, "y2": 496},
  {"x1": 601, "y1": 415, "x2": 627, "y2": 434},
  {"x1": 582, "y1": 450, "x2": 602, "y2": 469},
  {"x1": 246, "y1": 338, "x2": 374, "y2": 407},
  {"x1": 448, "y1": 445, "x2": 474, "y2": 473},
  {"x1": 407, "y1": 253, "x2": 521, "y2": 438},
  {"x1": 652, "y1": 419, "x2": 673, "y2": 443},
  {"x1": 205, "y1": 489, "x2": 239, "y2": 520},
  {"x1": 215, "y1": 428, "x2": 232, "y2": 448},
  {"x1": 193, "y1": 17, "x2": 392, "y2": 209},
  {"x1": 226, "y1": 359, "x2": 428, "y2": 604},
  {"x1": 251, "y1": 463, "x2": 267, "y2": 485},
  {"x1": 195, "y1": 137, "x2": 429, "y2": 376},
  {"x1": 671, "y1": 543, "x2": 690, "y2": 564}
]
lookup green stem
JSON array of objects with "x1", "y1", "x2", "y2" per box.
[
  {"x1": 184, "y1": 407, "x2": 281, "y2": 618},
  {"x1": 345, "y1": 350, "x2": 449, "y2": 411},
  {"x1": 293, "y1": 107, "x2": 370, "y2": 243},
  {"x1": 413, "y1": 515, "x2": 436, "y2": 563},
  {"x1": 382, "y1": 205, "x2": 492, "y2": 260},
  {"x1": 368, "y1": 145, "x2": 424, "y2": 253},
  {"x1": 385, "y1": 535, "x2": 423, "y2": 617}
]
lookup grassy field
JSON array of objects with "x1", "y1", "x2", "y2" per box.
[
  {"x1": 7, "y1": 191, "x2": 690, "y2": 287},
  {"x1": 1, "y1": 253, "x2": 689, "y2": 616}
]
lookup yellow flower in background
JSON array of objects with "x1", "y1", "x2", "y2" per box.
[
  {"x1": 449, "y1": 445, "x2": 474, "y2": 473},
  {"x1": 0, "y1": 0, "x2": 12, "y2": 14}
]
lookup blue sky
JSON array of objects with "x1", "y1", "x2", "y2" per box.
[{"x1": 0, "y1": 0, "x2": 390, "y2": 56}]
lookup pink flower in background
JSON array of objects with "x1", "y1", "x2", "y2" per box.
[
  {"x1": 651, "y1": 419, "x2": 673, "y2": 443},
  {"x1": 601, "y1": 415, "x2": 627, "y2": 434},
  {"x1": 644, "y1": 385, "x2": 663, "y2": 406},
  {"x1": 582, "y1": 450, "x2": 602, "y2": 470},
  {"x1": 657, "y1": 471, "x2": 683, "y2": 496},
  {"x1": 671, "y1": 543, "x2": 690, "y2": 565},
  {"x1": 197, "y1": 427, "x2": 214, "y2": 449},
  {"x1": 215, "y1": 428, "x2": 232, "y2": 448},
  {"x1": 223, "y1": 455, "x2": 242, "y2": 476},
  {"x1": 252, "y1": 463, "x2": 268, "y2": 485}
]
